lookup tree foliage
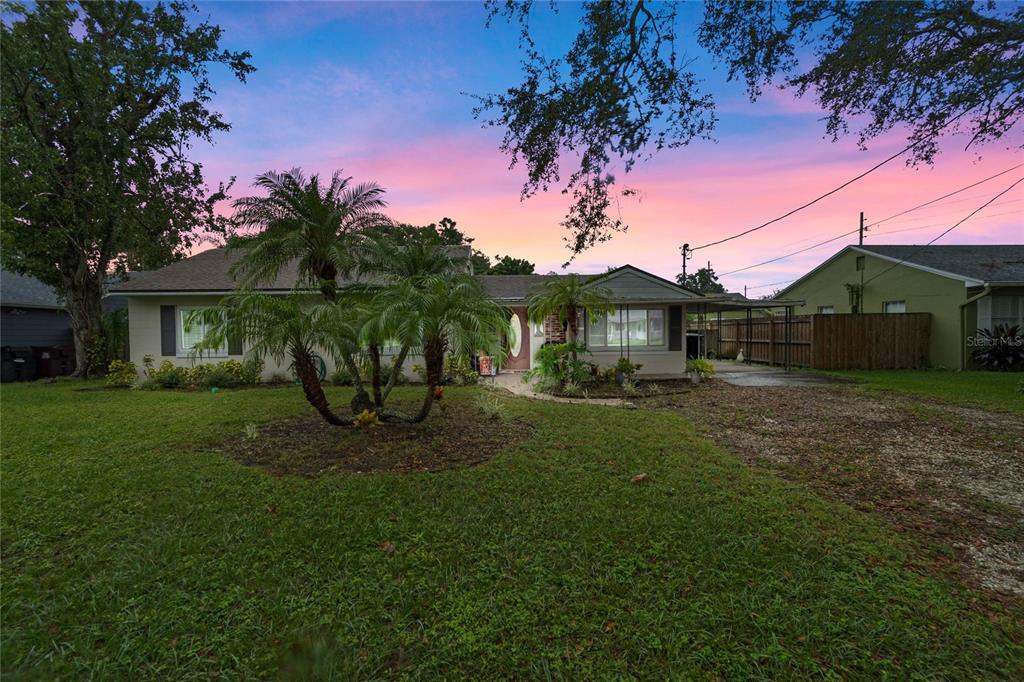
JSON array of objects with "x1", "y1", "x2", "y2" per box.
[
  {"x1": 480, "y1": 0, "x2": 1024, "y2": 256},
  {"x1": 527, "y1": 275, "x2": 615, "y2": 360},
  {"x1": 677, "y1": 265, "x2": 725, "y2": 294},
  {"x1": 1, "y1": 0, "x2": 253, "y2": 374}
]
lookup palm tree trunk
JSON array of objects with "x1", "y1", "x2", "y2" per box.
[
  {"x1": 317, "y1": 272, "x2": 373, "y2": 413},
  {"x1": 566, "y1": 305, "x2": 578, "y2": 363},
  {"x1": 369, "y1": 343, "x2": 383, "y2": 407},
  {"x1": 381, "y1": 346, "x2": 409, "y2": 401},
  {"x1": 410, "y1": 339, "x2": 444, "y2": 423},
  {"x1": 293, "y1": 349, "x2": 348, "y2": 426}
]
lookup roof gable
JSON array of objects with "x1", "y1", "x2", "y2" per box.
[
  {"x1": 0, "y1": 269, "x2": 64, "y2": 309},
  {"x1": 590, "y1": 265, "x2": 704, "y2": 301}
]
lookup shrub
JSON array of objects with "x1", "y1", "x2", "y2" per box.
[
  {"x1": 621, "y1": 378, "x2": 638, "y2": 396},
  {"x1": 105, "y1": 359, "x2": 137, "y2": 387},
  {"x1": 352, "y1": 409, "x2": 380, "y2": 429},
  {"x1": 220, "y1": 358, "x2": 264, "y2": 385},
  {"x1": 527, "y1": 342, "x2": 591, "y2": 391},
  {"x1": 379, "y1": 361, "x2": 409, "y2": 386},
  {"x1": 267, "y1": 371, "x2": 291, "y2": 385},
  {"x1": 686, "y1": 358, "x2": 715, "y2": 378},
  {"x1": 444, "y1": 354, "x2": 478, "y2": 385},
  {"x1": 329, "y1": 366, "x2": 353, "y2": 386},
  {"x1": 971, "y1": 325, "x2": 1024, "y2": 371},
  {"x1": 411, "y1": 364, "x2": 428, "y2": 383},
  {"x1": 615, "y1": 357, "x2": 643, "y2": 380},
  {"x1": 151, "y1": 360, "x2": 186, "y2": 388},
  {"x1": 561, "y1": 380, "x2": 582, "y2": 397},
  {"x1": 185, "y1": 363, "x2": 214, "y2": 387},
  {"x1": 200, "y1": 364, "x2": 241, "y2": 389}
]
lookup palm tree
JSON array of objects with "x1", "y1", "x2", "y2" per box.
[
  {"x1": 228, "y1": 168, "x2": 392, "y2": 412},
  {"x1": 527, "y1": 275, "x2": 615, "y2": 360},
  {"x1": 352, "y1": 231, "x2": 463, "y2": 409},
  {"x1": 189, "y1": 293, "x2": 359, "y2": 426},
  {"x1": 373, "y1": 272, "x2": 508, "y2": 423}
]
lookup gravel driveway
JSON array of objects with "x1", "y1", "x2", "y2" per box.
[{"x1": 645, "y1": 380, "x2": 1024, "y2": 600}]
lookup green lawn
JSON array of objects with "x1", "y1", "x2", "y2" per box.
[
  {"x1": 824, "y1": 369, "x2": 1024, "y2": 413},
  {"x1": 2, "y1": 382, "x2": 1021, "y2": 678}
]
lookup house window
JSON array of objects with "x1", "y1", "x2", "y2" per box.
[
  {"x1": 178, "y1": 307, "x2": 226, "y2": 357},
  {"x1": 991, "y1": 295, "x2": 1024, "y2": 330},
  {"x1": 883, "y1": 300, "x2": 906, "y2": 314},
  {"x1": 817, "y1": 305, "x2": 835, "y2": 314},
  {"x1": 587, "y1": 308, "x2": 665, "y2": 349},
  {"x1": 856, "y1": 256, "x2": 865, "y2": 271}
]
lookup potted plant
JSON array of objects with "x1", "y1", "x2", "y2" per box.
[{"x1": 686, "y1": 358, "x2": 715, "y2": 384}]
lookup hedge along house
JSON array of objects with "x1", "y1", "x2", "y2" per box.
[
  {"x1": 109, "y1": 248, "x2": 791, "y2": 379},
  {"x1": 774, "y1": 245, "x2": 1024, "y2": 369}
]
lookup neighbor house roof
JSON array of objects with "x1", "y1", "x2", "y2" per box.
[
  {"x1": 777, "y1": 244, "x2": 1024, "y2": 297},
  {"x1": 854, "y1": 244, "x2": 1024, "y2": 284},
  {"x1": 0, "y1": 269, "x2": 64, "y2": 309}
]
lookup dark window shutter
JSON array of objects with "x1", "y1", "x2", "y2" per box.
[
  {"x1": 160, "y1": 305, "x2": 176, "y2": 356},
  {"x1": 669, "y1": 305, "x2": 683, "y2": 351},
  {"x1": 228, "y1": 335, "x2": 243, "y2": 356}
]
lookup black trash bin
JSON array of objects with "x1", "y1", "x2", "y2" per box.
[
  {"x1": 33, "y1": 346, "x2": 60, "y2": 378},
  {"x1": 55, "y1": 345, "x2": 75, "y2": 376}
]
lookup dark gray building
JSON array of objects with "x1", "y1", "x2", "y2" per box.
[{"x1": 1, "y1": 269, "x2": 74, "y2": 380}]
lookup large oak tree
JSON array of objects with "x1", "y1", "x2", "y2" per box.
[
  {"x1": 478, "y1": 0, "x2": 1023, "y2": 257},
  {"x1": 1, "y1": 1, "x2": 253, "y2": 374}
]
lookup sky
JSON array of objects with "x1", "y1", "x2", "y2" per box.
[{"x1": 190, "y1": 1, "x2": 1022, "y2": 294}]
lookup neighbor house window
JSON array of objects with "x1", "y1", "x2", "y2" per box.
[
  {"x1": 883, "y1": 300, "x2": 906, "y2": 313},
  {"x1": 587, "y1": 308, "x2": 665, "y2": 349},
  {"x1": 991, "y1": 295, "x2": 1024, "y2": 329},
  {"x1": 179, "y1": 307, "x2": 226, "y2": 357},
  {"x1": 817, "y1": 305, "x2": 835, "y2": 314},
  {"x1": 856, "y1": 256, "x2": 865, "y2": 271}
]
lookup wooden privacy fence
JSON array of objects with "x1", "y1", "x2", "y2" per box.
[{"x1": 711, "y1": 313, "x2": 930, "y2": 370}]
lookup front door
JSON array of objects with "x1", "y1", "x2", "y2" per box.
[{"x1": 505, "y1": 307, "x2": 531, "y2": 370}]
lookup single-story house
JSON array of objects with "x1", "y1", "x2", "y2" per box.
[
  {"x1": 774, "y1": 244, "x2": 1024, "y2": 369},
  {"x1": 109, "y1": 248, "x2": 793, "y2": 379},
  {"x1": 1, "y1": 268, "x2": 75, "y2": 381}
]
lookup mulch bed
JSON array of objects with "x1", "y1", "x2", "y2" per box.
[
  {"x1": 217, "y1": 402, "x2": 533, "y2": 477},
  {"x1": 646, "y1": 379, "x2": 1024, "y2": 604},
  {"x1": 551, "y1": 378, "x2": 696, "y2": 399}
]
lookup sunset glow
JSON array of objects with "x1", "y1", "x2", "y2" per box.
[{"x1": 194, "y1": 1, "x2": 1022, "y2": 293}]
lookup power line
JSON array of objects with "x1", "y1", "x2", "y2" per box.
[
  {"x1": 863, "y1": 175, "x2": 1024, "y2": 286},
  {"x1": 716, "y1": 170, "x2": 1024, "y2": 278},
  {"x1": 689, "y1": 139, "x2": 945, "y2": 252},
  {"x1": 871, "y1": 208, "x2": 1022, "y2": 237},
  {"x1": 864, "y1": 162, "x2": 1024, "y2": 228},
  {"x1": 718, "y1": 228, "x2": 860, "y2": 277},
  {"x1": 746, "y1": 278, "x2": 797, "y2": 291}
]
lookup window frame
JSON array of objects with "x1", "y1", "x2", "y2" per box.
[
  {"x1": 882, "y1": 300, "x2": 907, "y2": 314},
  {"x1": 990, "y1": 294, "x2": 1024, "y2": 330},
  {"x1": 817, "y1": 305, "x2": 835, "y2": 314},
  {"x1": 586, "y1": 306, "x2": 669, "y2": 351},
  {"x1": 177, "y1": 306, "x2": 228, "y2": 358}
]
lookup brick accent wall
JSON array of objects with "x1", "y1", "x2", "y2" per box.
[{"x1": 544, "y1": 313, "x2": 566, "y2": 343}]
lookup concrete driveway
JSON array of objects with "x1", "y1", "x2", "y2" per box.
[{"x1": 710, "y1": 360, "x2": 843, "y2": 387}]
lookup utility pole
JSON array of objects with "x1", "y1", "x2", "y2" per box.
[
  {"x1": 858, "y1": 211, "x2": 867, "y2": 245},
  {"x1": 680, "y1": 243, "x2": 691, "y2": 279}
]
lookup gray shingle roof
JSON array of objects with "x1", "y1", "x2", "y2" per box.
[
  {"x1": 108, "y1": 248, "x2": 301, "y2": 292},
  {"x1": 0, "y1": 269, "x2": 63, "y2": 308},
  {"x1": 857, "y1": 245, "x2": 1024, "y2": 283}
]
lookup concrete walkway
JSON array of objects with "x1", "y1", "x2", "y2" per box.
[
  {"x1": 487, "y1": 371, "x2": 627, "y2": 406},
  {"x1": 710, "y1": 360, "x2": 842, "y2": 387}
]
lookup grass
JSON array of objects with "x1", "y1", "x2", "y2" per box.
[
  {"x1": 823, "y1": 369, "x2": 1024, "y2": 413},
  {"x1": 2, "y1": 381, "x2": 1022, "y2": 678}
]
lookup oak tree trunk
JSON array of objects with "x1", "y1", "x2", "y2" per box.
[{"x1": 62, "y1": 263, "x2": 106, "y2": 378}]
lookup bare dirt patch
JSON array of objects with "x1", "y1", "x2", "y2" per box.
[
  {"x1": 647, "y1": 381, "x2": 1024, "y2": 600},
  {"x1": 218, "y1": 401, "x2": 533, "y2": 477}
]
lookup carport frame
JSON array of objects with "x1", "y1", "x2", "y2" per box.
[{"x1": 690, "y1": 296, "x2": 805, "y2": 371}]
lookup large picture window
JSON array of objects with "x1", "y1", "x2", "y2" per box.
[{"x1": 587, "y1": 308, "x2": 665, "y2": 349}]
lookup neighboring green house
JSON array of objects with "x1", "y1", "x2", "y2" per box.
[{"x1": 775, "y1": 245, "x2": 1024, "y2": 369}]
